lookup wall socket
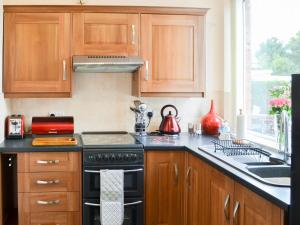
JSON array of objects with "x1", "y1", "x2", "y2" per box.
[{"x1": 48, "y1": 112, "x2": 65, "y2": 117}]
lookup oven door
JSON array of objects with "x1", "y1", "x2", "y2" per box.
[
  {"x1": 83, "y1": 198, "x2": 144, "y2": 225},
  {"x1": 84, "y1": 165, "x2": 144, "y2": 198}
]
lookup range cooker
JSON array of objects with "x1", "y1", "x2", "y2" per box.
[{"x1": 81, "y1": 132, "x2": 144, "y2": 225}]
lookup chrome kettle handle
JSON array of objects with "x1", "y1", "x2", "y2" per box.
[{"x1": 160, "y1": 105, "x2": 179, "y2": 118}]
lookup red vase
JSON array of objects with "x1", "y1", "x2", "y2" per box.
[{"x1": 201, "y1": 100, "x2": 222, "y2": 135}]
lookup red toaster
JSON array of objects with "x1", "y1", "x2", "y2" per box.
[{"x1": 31, "y1": 116, "x2": 74, "y2": 135}]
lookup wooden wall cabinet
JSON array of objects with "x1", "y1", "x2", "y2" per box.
[
  {"x1": 146, "y1": 151, "x2": 285, "y2": 225},
  {"x1": 4, "y1": 13, "x2": 72, "y2": 98},
  {"x1": 139, "y1": 14, "x2": 206, "y2": 97},
  {"x1": 73, "y1": 13, "x2": 139, "y2": 56},
  {"x1": 3, "y1": 6, "x2": 207, "y2": 98}
]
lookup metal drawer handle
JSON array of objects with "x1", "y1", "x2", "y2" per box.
[
  {"x1": 37, "y1": 224, "x2": 61, "y2": 225},
  {"x1": 63, "y1": 60, "x2": 67, "y2": 81},
  {"x1": 145, "y1": 60, "x2": 149, "y2": 81},
  {"x1": 37, "y1": 200, "x2": 60, "y2": 205},
  {"x1": 233, "y1": 201, "x2": 240, "y2": 225},
  {"x1": 224, "y1": 194, "x2": 230, "y2": 223},
  {"x1": 36, "y1": 160, "x2": 60, "y2": 165},
  {"x1": 84, "y1": 200, "x2": 142, "y2": 207},
  {"x1": 84, "y1": 168, "x2": 143, "y2": 173},
  {"x1": 186, "y1": 167, "x2": 191, "y2": 187},
  {"x1": 174, "y1": 163, "x2": 179, "y2": 185},
  {"x1": 131, "y1": 24, "x2": 136, "y2": 45},
  {"x1": 36, "y1": 179, "x2": 60, "y2": 185}
]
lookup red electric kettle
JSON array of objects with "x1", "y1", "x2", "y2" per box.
[{"x1": 159, "y1": 105, "x2": 181, "y2": 135}]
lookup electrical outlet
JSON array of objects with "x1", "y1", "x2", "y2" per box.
[{"x1": 48, "y1": 111, "x2": 65, "y2": 117}]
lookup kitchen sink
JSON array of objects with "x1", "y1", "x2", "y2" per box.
[
  {"x1": 244, "y1": 157, "x2": 285, "y2": 166},
  {"x1": 247, "y1": 165, "x2": 291, "y2": 186}
]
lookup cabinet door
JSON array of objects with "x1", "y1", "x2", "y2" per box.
[
  {"x1": 145, "y1": 151, "x2": 185, "y2": 225},
  {"x1": 4, "y1": 13, "x2": 71, "y2": 96},
  {"x1": 234, "y1": 183, "x2": 284, "y2": 225},
  {"x1": 186, "y1": 153, "x2": 210, "y2": 225},
  {"x1": 140, "y1": 14, "x2": 205, "y2": 94},
  {"x1": 73, "y1": 13, "x2": 139, "y2": 56},
  {"x1": 209, "y1": 167, "x2": 235, "y2": 225}
]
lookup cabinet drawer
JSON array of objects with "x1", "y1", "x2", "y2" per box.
[
  {"x1": 19, "y1": 212, "x2": 80, "y2": 225},
  {"x1": 19, "y1": 192, "x2": 80, "y2": 213},
  {"x1": 18, "y1": 172, "x2": 80, "y2": 192},
  {"x1": 18, "y1": 152, "x2": 80, "y2": 172}
]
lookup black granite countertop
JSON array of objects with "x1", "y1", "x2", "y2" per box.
[
  {"x1": 0, "y1": 134, "x2": 82, "y2": 152},
  {"x1": 0, "y1": 133, "x2": 290, "y2": 210},
  {"x1": 135, "y1": 133, "x2": 290, "y2": 210}
]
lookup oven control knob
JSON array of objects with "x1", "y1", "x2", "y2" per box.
[
  {"x1": 111, "y1": 154, "x2": 116, "y2": 161},
  {"x1": 104, "y1": 154, "x2": 109, "y2": 161},
  {"x1": 124, "y1": 154, "x2": 130, "y2": 160},
  {"x1": 117, "y1": 154, "x2": 122, "y2": 160},
  {"x1": 88, "y1": 155, "x2": 95, "y2": 161},
  {"x1": 131, "y1": 154, "x2": 137, "y2": 160}
]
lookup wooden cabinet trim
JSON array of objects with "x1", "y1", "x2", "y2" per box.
[
  {"x1": 4, "y1": 6, "x2": 209, "y2": 16},
  {"x1": 4, "y1": 92, "x2": 72, "y2": 98}
]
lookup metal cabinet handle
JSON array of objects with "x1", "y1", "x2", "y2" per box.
[
  {"x1": 186, "y1": 167, "x2": 191, "y2": 187},
  {"x1": 37, "y1": 200, "x2": 60, "y2": 205},
  {"x1": 37, "y1": 224, "x2": 61, "y2": 225},
  {"x1": 36, "y1": 179, "x2": 60, "y2": 185},
  {"x1": 224, "y1": 194, "x2": 230, "y2": 223},
  {"x1": 63, "y1": 60, "x2": 67, "y2": 81},
  {"x1": 233, "y1": 201, "x2": 240, "y2": 225},
  {"x1": 174, "y1": 163, "x2": 179, "y2": 185},
  {"x1": 131, "y1": 24, "x2": 136, "y2": 45},
  {"x1": 36, "y1": 160, "x2": 60, "y2": 165},
  {"x1": 145, "y1": 60, "x2": 149, "y2": 81},
  {"x1": 85, "y1": 200, "x2": 143, "y2": 207}
]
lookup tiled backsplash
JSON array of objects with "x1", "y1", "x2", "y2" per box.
[{"x1": 9, "y1": 74, "x2": 222, "y2": 133}]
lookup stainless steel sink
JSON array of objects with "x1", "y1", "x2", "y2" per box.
[
  {"x1": 247, "y1": 165, "x2": 291, "y2": 186},
  {"x1": 244, "y1": 157, "x2": 285, "y2": 166},
  {"x1": 199, "y1": 144, "x2": 291, "y2": 187}
]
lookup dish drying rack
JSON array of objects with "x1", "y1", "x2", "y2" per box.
[{"x1": 211, "y1": 139, "x2": 271, "y2": 158}]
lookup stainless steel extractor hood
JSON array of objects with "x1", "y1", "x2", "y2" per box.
[{"x1": 72, "y1": 56, "x2": 144, "y2": 73}]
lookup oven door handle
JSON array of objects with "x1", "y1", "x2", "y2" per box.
[
  {"x1": 84, "y1": 200, "x2": 143, "y2": 207},
  {"x1": 84, "y1": 168, "x2": 144, "y2": 174}
]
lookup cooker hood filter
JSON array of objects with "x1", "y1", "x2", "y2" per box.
[{"x1": 73, "y1": 56, "x2": 144, "y2": 73}]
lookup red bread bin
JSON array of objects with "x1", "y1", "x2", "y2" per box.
[{"x1": 32, "y1": 116, "x2": 74, "y2": 135}]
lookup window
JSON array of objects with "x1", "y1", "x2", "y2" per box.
[{"x1": 243, "y1": 0, "x2": 298, "y2": 145}]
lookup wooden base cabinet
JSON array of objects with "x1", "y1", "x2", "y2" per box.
[
  {"x1": 17, "y1": 152, "x2": 81, "y2": 225},
  {"x1": 145, "y1": 151, "x2": 186, "y2": 225},
  {"x1": 186, "y1": 153, "x2": 211, "y2": 225},
  {"x1": 146, "y1": 151, "x2": 285, "y2": 225},
  {"x1": 234, "y1": 183, "x2": 284, "y2": 225}
]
